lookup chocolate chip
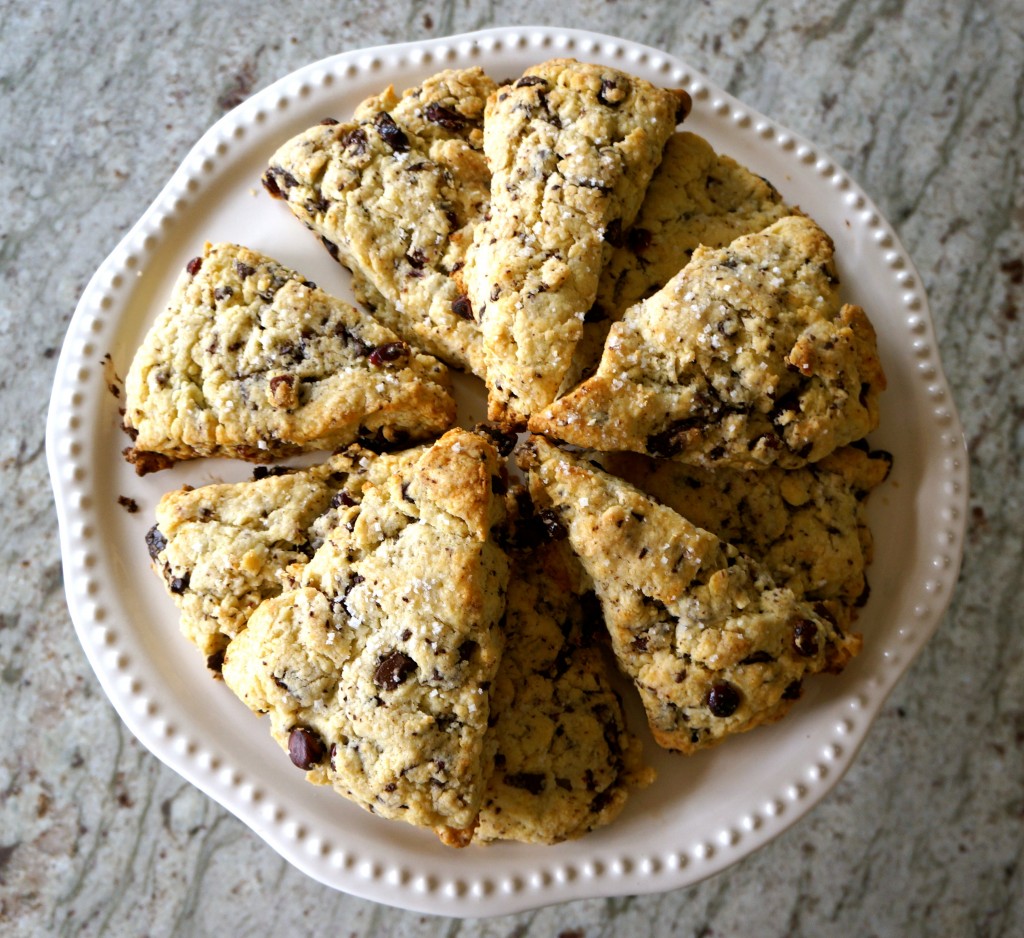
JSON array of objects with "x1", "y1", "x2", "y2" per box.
[
  {"x1": 405, "y1": 248, "x2": 427, "y2": 269},
  {"x1": 538, "y1": 508, "x2": 568, "y2": 542},
  {"x1": 472, "y1": 422, "x2": 518, "y2": 457},
  {"x1": 514, "y1": 75, "x2": 548, "y2": 89},
  {"x1": 368, "y1": 341, "x2": 410, "y2": 367},
  {"x1": 783, "y1": 680, "x2": 803, "y2": 700},
  {"x1": 252, "y1": 465, "x2": 294, "y2": 480},
  {"x1": 792, "y1": 619, "x2": 820, "y2": 657},
  {"x1": 706, "y1": 682, "x2": 741, "y2": 717},
  {"x1": 374, "y1": 112, "x2": 409, "y2": 152},
  {"x1": 288, "y1": 726, "x2": 326, "y2": 770},
  {"x1": 374, "y1": 651, "x2": 417, "y2": 690},
  {"x1": 597, "y1": 77, "x2": 626, "y2": 107},
  {"x1": 319, "y1": 117, "x2": 340, "y2": 125},
  {"x1": 234, "y1": 261, "x2": 255, "y2": 279},
  {"x1": 213, "y1": 286, "x2": 233, "y2": 302},
  {"x1": 458, "y1": 640, "x2": 478, "y2": 662},
  {"x1": 206, "y1": 648, "x2": 225, "y2": 674},
  {"x1": 330, "y1": 490, "x2": 357, "y2": 509},
  {"x1": 452, "y1": 294, "x2": 474, "y2": 320},
  {"x1": 186, "y1": 256, "x2": 203, "y2": 276},
  {"x1": 145, "y1": 525, "x2": 167, "y2": 560},
  {"x1": 741, "y1": 650, "x2": 774, "y2": 665},
  {"x1": 424, "y1": 101, "x2": 468, "y2": 130},
  {"x1": 333, "y1": 124, "x2": 365, "y2": 154},
  {"x1": 168, "y1": 573, "x2": 190, "y2": 594},
  {"x1": 505, "y1": 771, "x2": 545, "y2": 794},
  {"x1": 627, "y1": 227, "x2": 653, "y2": 254},
  {"x1": 603, "y1": 218, "x2": 624, "y2": 248}
]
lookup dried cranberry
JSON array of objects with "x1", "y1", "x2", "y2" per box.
[
  {"x1": 319, "y1": 117, "x2": 340, "y2": 125},
  {"x1": 405, "y1": 248, "x2": 427, "y2": 269},
  {"x1": 374, "y1": 651, "x2": 417, "y2": 690},
  {"x1": 706, "y1": 682, "x2": 741, "y2": 717},
  {"x1": 186, "y1": 256, "x2": 203, "y2": 276},
  {"x1": 368, "y1": 341, "x2": 410, "y2": 367},
  {"x1": 288, "y1": 726, "x2": 326, "y2": 770}
]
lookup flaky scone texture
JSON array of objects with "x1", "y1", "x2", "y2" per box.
[
  {"x1": 222, "y1": 429, "x2": 510, "y2": 845},
  {"x1": 530, "y1": 215, "x2": 886, "y2": 468},
  {"x1": 462, "y1": 59, "x2": 688, "y2": 427},
  {"x1": 123, "y1": 243, "x2": 455, "y2": 473},
  {"x1": 264, "y1": 68, "x2": 497, "y2": 375},
  {"x1": 520, "y1": 437, "x2": 861, "y2": 755}
]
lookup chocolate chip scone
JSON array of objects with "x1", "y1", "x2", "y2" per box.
[
  {"x1": 530, "y1": 215, "x2": 886, "y2": 468},
  {"x1": 597, "y1": 445, "x2": 892, "y2": 630},
  {"x1": 520, "y1": 437, "x2": 861, "y2": 755},
  {"x1": 146, "y1": 444, "x2": 425, "y2": 670},
  {"x1": 263, "y1": 68, "x2": 496, "y2": 375},
  {"x1": 222, "y1": 429, "x2": 510, "y2": 845},
  {"x1": 562, "y1": 132, "x2": 793, "y2": 390},
  {"x1": 475, "y1": 536, "x2": 653, "y2": 844},
  {"x1": 122, "y1": 243, "x2": 455, "y2": 473},
  {"x1": 460, "y1": 59, "x2": 689, "y2": 427}
]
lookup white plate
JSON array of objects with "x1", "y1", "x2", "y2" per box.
[{"x1": 47, "y1": 27, "x2": 968, "y2": 917}]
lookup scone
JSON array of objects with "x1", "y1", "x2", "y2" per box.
[
  {"x1": 146, "y1": 444, "x2": 424, "y2": 669},
  {"x1": 263, "y1": 68, "x2": 496, "y2": 375},
  {"x1": 563, "y1": 131, "x2": 793, "y2": 389},
  {"x1": 122, "y1": 243, "x2": 455, "y2": 473},
  {"x1": 530, "y1": 215, "x2": 886, "y2": 468},
  {"x1": 597, "y1": 444, "x2": 892, "y2": 628},
  {"x1": 460, "y1": 59, "x2": 689, "y2": 427},
  {"x1": 475, "y1": 535, "x2": 653, "y2": 844},
  {"x1": 222, "y1": 428, "x2": 511, "y2": 845},
  {"x1": 519, "y1": 437, "x2": 861, "y2": 755}
]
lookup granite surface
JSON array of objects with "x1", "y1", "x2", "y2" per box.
[{"x1": 2, "y1": 0, "x2": 1022, "y2": 935}]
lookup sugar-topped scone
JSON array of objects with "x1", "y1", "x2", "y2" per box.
[
  {"x1": 222, "y1": 429, "x2": 510, "y2": 845},
  {"x1": 146, "y1": 445, "x2": 424, "y2": 670},
  {"x1": 595, "y1": 131, "x2": 793, "y2": 319},
  {"x1": 122, "y1": 243, "x2": 455, "y2": 474},
  {"x1": 461, "y1": 59, "x2": 689, "y2": 427},
  {"x1": 519, "y1": 437, "x2": 861, "y2": 755},
  {"x1": 597, "y1": 444, "x2": 892, "y2": 630},
  {"x1": 263, "y1": 68, "x2": 497, "y2": 375},
  {"x1": 475, "y1": 533, "x2": 653, "y2": 844},
  {"x1": 562, "y1": 132, "x2": 793, "y2": 390},
  {"x1": 530, "y1": 215, "x2": 886, "y2": 468}
]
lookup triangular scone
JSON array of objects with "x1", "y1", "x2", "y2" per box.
[
  {"x1": 530, "y1": 216, "x2": 886, "y2": 468},
  {"x1": 519, "y1": 437, "x2": 861, "y2": 755},
  {"x1": 595, "y1": 132, "x2": 794, "y2": 319},
  {"x1": 562, "y1": 132, "x2": 793, "y2": 391},
  {"x1": 475, "y1": 533, "x2": 653, "y2": 844},
  {"x1": 460, "y1": 59, "x2": 689, "y2": 427},
  {"x1": 122, "y1": 243, "x2": 455, "y2": 474},
  {"x1": 146, "y1": 444, "x2": 424, "y2": 670},
  {"x1": 263, "y1": 68, "x2": 496, "y2": 375},
  {"x1": 597, "y1": 445, "x2": 892, "y2": 630},
  {"x1": 222, "y1": 429, "x2": 510, "y2": 845}
]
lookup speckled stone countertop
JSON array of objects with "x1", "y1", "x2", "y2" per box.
[{"x1": 3, "y1": 1, "x2": 1022, "y2": 935}]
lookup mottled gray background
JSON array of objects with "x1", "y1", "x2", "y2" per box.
[{"x1": 2, "y1": 1, "x2": 1022, "y2": 935}]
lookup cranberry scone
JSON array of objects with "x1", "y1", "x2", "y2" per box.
[
  {"x1": 263, "y1": 68, "x2": 496, "y2": 375},
  {"x1": 460, "y1": 59, "x2": 689, "y2": 427},
  {"x1": 122, "y1": 243, "x2": 455, "y2": 473},
  {"x1": 519, "y1": 437, "x2": 861, "y2": 755},
  {"x1": 222, "y1": 429, "x2": 511, "y2": 846},
  {"x1": 530, "y1": 215, "x2": 886, "y2": 468}
]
